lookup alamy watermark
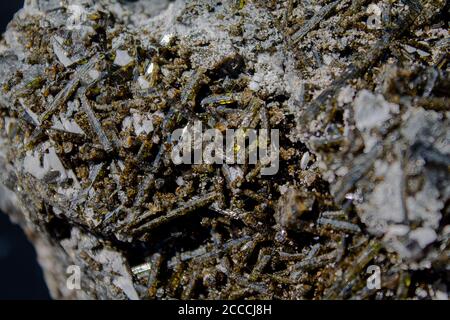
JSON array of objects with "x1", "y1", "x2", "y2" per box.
[
  {"x1": 170, "y1": 121, "x2": 280, "y2": 176},
  {"x1": 366, "y1": 265, "x2": 381, "y2": 290},
  {"x1": 66, "y1": 265, "x2": 81, "y2": 290}
]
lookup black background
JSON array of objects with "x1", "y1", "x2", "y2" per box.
[{"x1": 0, "y1": 0, "x2": 51, "y2": 300}]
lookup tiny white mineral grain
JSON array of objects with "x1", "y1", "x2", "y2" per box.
[{"x1": 114, "y1": 50, "x2": 133, "y2": 67}]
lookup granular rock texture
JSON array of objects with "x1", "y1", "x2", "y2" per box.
[{"x1": 0, "y1": 0, "x2": 448, "y2": 299}]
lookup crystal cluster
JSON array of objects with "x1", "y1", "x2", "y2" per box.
[{"x1": 0, "y1": 0, "x2": 448, "y2": 299}]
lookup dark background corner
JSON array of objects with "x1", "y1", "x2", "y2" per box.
[{"x1": 1, "y1": 0, "x2": 51, "y2": 300}]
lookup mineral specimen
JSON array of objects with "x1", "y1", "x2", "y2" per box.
[{"x1": 0, "y1": 0, "x2": 448, "y2": 300}]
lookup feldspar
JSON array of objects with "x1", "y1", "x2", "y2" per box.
[{"x1": 0, "y1": 0, "x2": 448, "y2": 300}]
